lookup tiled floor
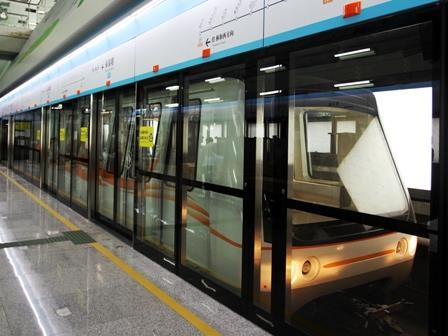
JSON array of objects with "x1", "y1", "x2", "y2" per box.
[{"x1": 0, "y1": 168, "x2": 269, "y2": 336}]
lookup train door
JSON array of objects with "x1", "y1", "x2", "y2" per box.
[
  {"x1": 97, "y1": 91, "x2": 116, "y2": 224},
  {"x1": 71, "y1": 97, "x2": 90, "y2": 213},
  {"x1": 246, "y1": 57, "x2": 289, "y2": 323},
  {"x1": 57, "y1": 102, "x2": 74, "y2": 203},
  {"x1": 116, "y1": 88, "x2": 136, "y2": 230},
  {"x1": 0, "y1": 118, "x2": 8, "y2": 164},
  {"x1": 12, "y1": 114, "x2": 21, "y2": 172},
  {"x1": 23, "y1": 112, "x2": 33, "y2": 179},
  {"x1": 32, "y1": 109, "x2": 42, "y2": 184},
  {"x1": 95, "y1": 86, "x2": 135, "y2": 236},
  {"x1": 179, "y1": 68, "x2": 247, "y2": 297},
  {"x1": 45, "y1": 106, "x2": 59, "y2": 193},
  {"x1": 135, "y1": 79, "x2": 178, "y2": 263}
]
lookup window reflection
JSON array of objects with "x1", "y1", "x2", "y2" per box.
[
  {"x1": 285, "y1": 22, "x2": 433, "y2": 335},
  {"x1": 188, "y1": 77, "x2": 244, "y2": 189},
  {"x1": 97, "y1": 93, "x2": 116, "y2": 221},
  {"x1": 137, "y1": 83, "x2": 178, "y2": 255},
  {"x1": 182, "y1": 73, "x2": 245, "y2": 294},
  {"x1": 72, "y1": 97, "x2": 90, "y2": 209}
]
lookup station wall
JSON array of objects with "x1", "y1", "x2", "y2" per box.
[{"x1": 0, "y1": 0, "x2": 437, "y2": 116}]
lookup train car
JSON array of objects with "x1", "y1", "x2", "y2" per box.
[{"x1": 0, "y1": 0, "x2": 441, "y2": 335}]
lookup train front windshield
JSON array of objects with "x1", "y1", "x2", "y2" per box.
[{"x1": 288, "y1": 91, "x2": 414, "y2": 245}]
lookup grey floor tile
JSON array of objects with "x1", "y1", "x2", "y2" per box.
[
  {"x1": 2, "y1": 299, "x2": 62, "y2": 336},
  {"x1": 37, "y1": 288, "x2": 133, "y2": 334},
  {"x1": 0, "y1": 303, "x2": 12, "y2": 336}
]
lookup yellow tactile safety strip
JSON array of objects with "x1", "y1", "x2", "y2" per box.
[{"x1": 0, "y1": 171, "x2": 222, "y2": 336}]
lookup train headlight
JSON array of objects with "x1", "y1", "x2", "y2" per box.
[
  {"x1": 396, "y1": 238, "x2": 408, "y2": 257},
  {"x1": 301, "y1": 257, "x2": 320, "y2": 281},
  {"x1": 302, "y1": 260, "x2": 312, "y2": 275}
]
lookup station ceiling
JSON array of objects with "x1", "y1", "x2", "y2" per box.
[{"x1": 0, "y1": 0, "x2": 56, "y2": 81}]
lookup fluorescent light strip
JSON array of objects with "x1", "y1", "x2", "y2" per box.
[
  {"x1": 205, "y1": 77, "x2": 225, "y2": 84},
  {"x1": 259, "y1": 64, "x2": 284, "y2": 72},
  {"x1": 334, "y1": 48, "x2": 372, "y2": 58},
  {"x1": 335, "y1": 80, "x2": 374, "y2": 90},
  {"x1": 165, "y1": 103, "x2": 179, "y2": 108},
  {"x1": 334, "y1": 48, "x2": 375, "y2": 60},
  {"x1": 334, "y1": 80, "x2": 371, "y2": 88},
  {"x1": 259, "y1": 90, "x2": 282, "y2": 96},
  {"x1": 204, "y1": 98, "x2": 222, "y2": 103},
  {"x1": 165, "y1": 85, "x2": 179, "y2": 91}
]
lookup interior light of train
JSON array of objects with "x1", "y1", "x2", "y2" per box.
[
  {"x1": 334, "y1": 48, "x2": 375, "y2": 60},
  {"x1": 259, "y1": 64, "x2": 285, "y2": 73},
  {"x1": 165, "y1": 85, "x2": 180, "y2": 91},
  {"x1": 259, "y1": 90, "x2": 282, "y2": 96},
  {"x1": 165, "y1": 103, "x2": 179, "y2": 108},
  {"x1": 205, "y1": 77, "x2": 225, "y2": 84},
  {"x1": 204, "y1": 98, "x2": 223, "y2": 103},
  {"x1": 334, "y1": 80, "x2": 373, "y2": 90}
]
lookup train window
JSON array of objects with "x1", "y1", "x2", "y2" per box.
[
  {"x1": 287, "y1": 23, "x2": 435, "y2": 220},
  {"x1": 291, "y1": 92, "x2": 412, "y2": 219}
]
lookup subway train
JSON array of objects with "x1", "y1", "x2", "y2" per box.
[{"x1": 132, "y1": 78, "x2": 418, "y2": 312}]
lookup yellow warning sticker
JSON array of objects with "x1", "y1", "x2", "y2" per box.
[
  {"x1": 36, "y1": 130, "x2": 41, "y2": 141},
  {"x1": 60, "y1": 128, "x2": 65, "y2": 141},
  {"x1": 80, "y1": 127, "x2": 88, "y2": 143},
  {"x1": 139, "y1": 126, "x2": 154, "y2": 148},
  {"x1": 15, "y1": 121, "x2": 30, "y2": 131}
]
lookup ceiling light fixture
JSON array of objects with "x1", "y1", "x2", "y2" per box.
[
  {"x1": 334, "y1": 80, "x2": 374, "y2": 90},
  {"x1": 259, "y1": 90, "x2": 282, "y2": 96},
  {"x1": 205, "y1": 77, "x2": 225, "y2": 84},
  {"x1": 334, "y1": 48, "x2": 375, "y2": 60},
  {"x1": 204, "y1": 97, "x2": 223, "y2": 103},
  {"x1": 259, "y1": 64, "x2": 285, "y2": 73}
]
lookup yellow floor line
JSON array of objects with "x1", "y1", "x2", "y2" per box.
[{"x1": 0, "y1": 170, "x2": 222, "y2": 336}]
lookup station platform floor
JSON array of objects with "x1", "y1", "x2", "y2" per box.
[{"x1": 0, "y1": 167, "x2": 268, "y2": 336}]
